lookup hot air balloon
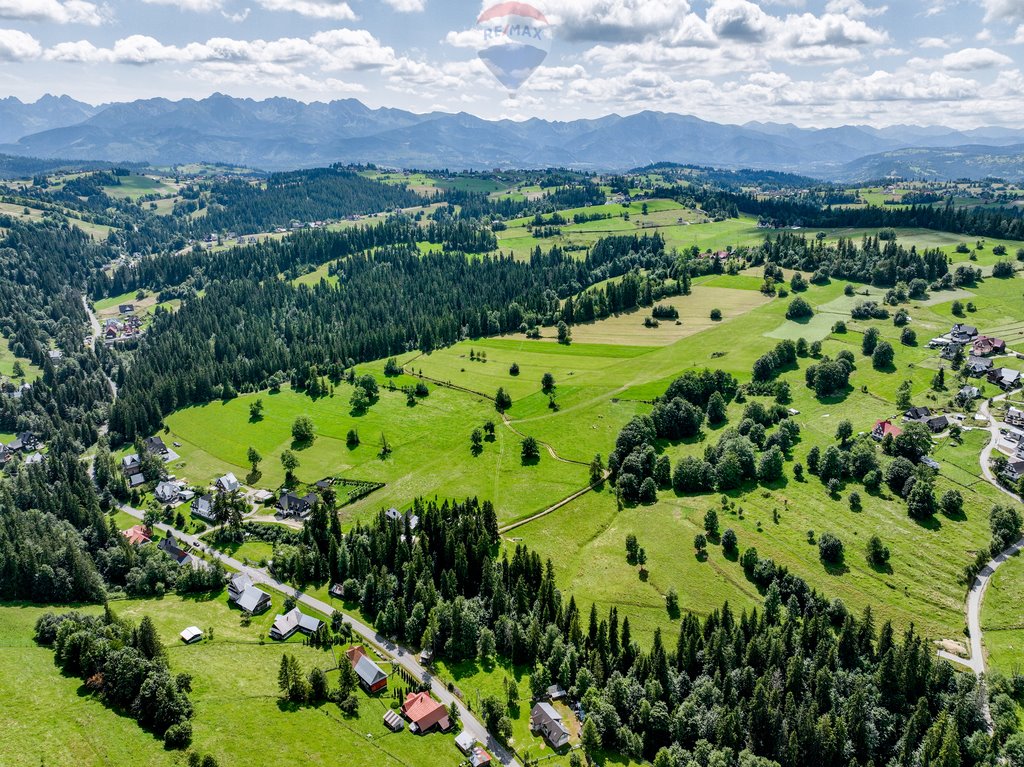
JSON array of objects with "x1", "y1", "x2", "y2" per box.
[{"x1": 476, "y1": 2, "x2": 552, "y2": 91}]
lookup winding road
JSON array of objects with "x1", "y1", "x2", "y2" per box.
[
  {"x1": 118, "y1": 504, "x2": 522, "y2": 767},
  {"x1": 937, "y1": 391, "x2": 1024, "y2": 729}
]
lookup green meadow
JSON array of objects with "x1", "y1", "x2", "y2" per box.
[{"x1": 0, "y1": 596, "x2": 463, "y2": 767}]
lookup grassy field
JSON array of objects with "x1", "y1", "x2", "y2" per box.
[
  {"x1": 160, "y1": 382, "x2": 590, "y2": 526},
  {"x1": 981, "y1": 552, "x2": 1024, "y2": 676},
  {"x1": 0, "y1": 597, "x2": 465, "y2": 767},
  {"x1": 102, "y1": 174, "x2": 177, "y2": 200}
]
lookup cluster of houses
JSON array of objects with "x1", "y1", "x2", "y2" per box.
[
  {"x1": 119, "y1": 524, "x2": 208, "y2": 570},
  {"x1": 190, "y1": 473, "x2": 242, "y2": 523},
  {"x1": 928, "y1": 324, "x2": 1023, "y2": 390},
  {"x1": 102, "y1": 313, "x2": 142, "y2": 344},
  {"x1": 0, "y1": 431, "x2": 42, "y2": 466},
  {"x1": 121, "y1": 436, "x2": 180, "y2": 488}
]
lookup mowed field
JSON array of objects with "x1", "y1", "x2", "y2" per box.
[
  {"x1": 0, "y1": 597, "x2": 464, "y2": 767},
  {"x1": 160, "y1": 381, "x2": 590, "y2": 527},
  {"x1": 981, "y1": 553, "x2": 1024, "y2": 676}
]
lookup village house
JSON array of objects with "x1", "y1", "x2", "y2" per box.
[
  {"x1": 1003, "y1": 459, "x2": 1024, "y2": 483},
  {"x1": 216, "y1": 472, "x2": 240, "y2": 493},
  {"x1": 966, "y1": 356, "x2": 994, "y2": 376},
  {"x1": 25, "y1": 452, "x2": 43, "y2": 466},
  {"x1": 904, "y1": 406, "x2": 931, "y2": 422},
  {"x1": 123, "y1": 525, "x2": 152, "y2": 546},
  {"x1": 276, "y1": 490, "x2": 317, "y2": 519},
  {"x1": 401, "y1": 691, "x2": 451, "y2": 733},
  {"x1": 1007, "y1": 407, "x2": 1024, "y2": 427},
  {"x1": 269, "y1": 607, "x2": 323, "y2": 641},
  {"x1": 143, "y1": 436, "x2": 170, "y2": 457},
  {"x1": 122, "y1": 453, "x2": 142, "y2": 474},
  {"x1": 872, "y1": 420, "x2": 902, "y2": 441},
  {"x1": 191, "y1": 494, "x2": 217, "y2": 522},
  {"x1": 940, "y1": 343, "x2": 963, "y2": 362},
  {"x1": 155, "y1": 480, "x2": 183, "y2": 504},
  {"x1": 8, "y1": 432, "x2": 39, "y2": 452},
  {"x1": 346, "y1": 646, "x2": 388, "y2": 693},
  {"x1": 530, "y1": 702, "x2": 571, "y2": 748},
  {"x1": 227, "y1": 573, "x2": 271, "y2": 615},
  {"x1": 119, "y1": 304, "x2": 135, "y2": 314},
  {"x1": 958, "y1": 385, "x2": 981, "y2": 403},
  {"x1": 470, "y1": 747, "x2": 492, "y2": 767},
  {"x1": 925, "y1": 415, "x2": 950, "y2": 433},
  {"x1": 973, "y1": 335, "x2": 1007, "y2": 357},
  {"x1": 385, "y1": 507, "x2": 420, "y2": 531},
  {"x1": 989, "y1": 368, "x2": 1023, "y2": 391},
  {"x1": 950, "y1": 324, "x2": 979, "y2": 344},
  {"x1": 128, "y1": 472, "x2": 146, "y2": 488},
  {"x1": 158, "y1": 536, "x2": 206, "y2": 569}
]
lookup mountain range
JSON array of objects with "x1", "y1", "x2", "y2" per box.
[{"x1": 1, "y1": 94, "x2": 1023, "y2": 181}]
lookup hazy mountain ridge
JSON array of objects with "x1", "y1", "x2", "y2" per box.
[{"x1": 1, "y1": 94, "x2": 1023, "y2": 179}]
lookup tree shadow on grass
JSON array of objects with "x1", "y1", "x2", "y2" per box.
[
  {"x1": 912, "y1": 514, "x2": 942, "y2": 531},
  {"x1": 822, "y1": 558, "x2": 849, "y2": 576},
  {"x1": 868, "y1": 559, "x2": 894, "y2": 576},
  {"x1": 290, "y1": 438, "x2": 314, "y2": 452}
]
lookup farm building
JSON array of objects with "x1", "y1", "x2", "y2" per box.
[
  {"x1": 346, "y1": 646, "x2": 388, "y2": 693},
  {"x1": 269, "y1": 607, "x2": 323, "y2": 640},
  {"x1": 383, "y1": 710, "x2": 404, "y2": 732},
  {"x1": 180, "y1": 626, "x2": 203, "y2": 644},
  {"x1": 455, "y1": 730, "x2": 477, "y2": 754}
]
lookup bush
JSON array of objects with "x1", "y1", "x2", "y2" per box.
[
  {"x1": 721, "y1": 528, "x2": 737, "y2": 554},
  {"x1": 786, "y1": 297, "x2": 814, "y2": 320},
  {"x1": 164, "y1": 721, "x2": 193, "y2": 749},
  {"x1": 818, "y1": 532, "x2": 844, "y2": 563},
  {"x1": 872, "y1": 341, "x2": 895, "y2": 369},
  {"x1": 710, "y1": 308, "x2": 722, "y2": 321}
]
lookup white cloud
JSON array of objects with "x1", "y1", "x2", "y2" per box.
[
  {"x1": 917, "y1": 36, "x2": 949, "y2": 48},
  {"x1": 1016, "y1": 24, "x2": 1024, "y2": 43},
  {"x1": 221, "y1": 7, "x2": 250, "y2": 21},
  {"x1": 256, "y1": 0, "x2": 356, "y2": 19},
  {"x1": 0, "y1": 27, "x2": 41, "y2": 60},
  {"x1": 382, "y1": 0, "x2": 424, "y2": 11},
  {"x1": 548, "y1": 0, "x2": 688, "y2": 43},
  {"x1": 982, "y1": 0, "x2": 1024, "y2": 23},
  {"x1": 0, "y1": 0, "x2": 106, "y2": 25},
  {"x1": 141, "y1": 0, "x2": 223, "y2": 11},
  {"x1": 707, "y1": 0, "x2": 773, "y2": 42},
  {"x1": 824, "y1": 0, "x2": 887, "y2": 18},
  {"x1": 941, "y1": 46, "x2": 1012, "y2": 70}
]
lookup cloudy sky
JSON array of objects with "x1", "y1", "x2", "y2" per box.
[{"x1": 0, "y1": 0, "x2": 1022, "y2": 127}]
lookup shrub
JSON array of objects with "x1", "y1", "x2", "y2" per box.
[
  {"x1": 866, "y1": 535, "x2": 890, "y2": 566},
  {"x1": 818, "y1": 532, "x2": 844, "y2": 563},
  {"x1": 721, "y1": 528, "x2": 738, "y2": 554},
  {"x1": 710, "y1": 308, "x2": 722, "y2": 321},
  {"x1": 872, "y1": 341, "x2": 895, "y2": 369}
]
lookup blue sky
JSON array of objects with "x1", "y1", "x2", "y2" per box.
[{"x1": 0, "y1": 0, "x2": 1022, "y2": 127}]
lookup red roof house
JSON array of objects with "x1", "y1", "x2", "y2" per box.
[
  {"x1": 871, "y1": 420, "x2": 902, "y2": 441},
  {"x1": 123, "y1": 525, "x2": 152, "y2": 546},
  {"x1": 401, "y1": 691, "x2": 451, "y2": 733}
]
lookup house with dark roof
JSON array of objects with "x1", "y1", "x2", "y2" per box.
[
  {"x1": 269, "y1": 607, "x2": 323, "y2": 640},
  {"x1": 904, "y1": 406, "x2": 931, "y2": 422},
  {"x1": 276, "y1": 490, "x2": 317, "y2": 518},
  {"x1": 940, "y1": 343, "x2": 963, "y2": 361},
  {"x1": 872, "y1": 420, "x2": 902, "y2": 441},
  {"x1": 8, "y1": 432, "x2": 38, "y2": 452},
  {"x1": 966, "y1": 356, "x2": 994, "y2": 376},
  {"x1": 402, "y1": 691, "x2": 450, "y2": 733},
  {"x1": 531, "y1": 702, "x2": 571, "y2": 748},
  {"x1": 158, "y1": 537, "x2": 206, "y2": 569},
  {"x1": 346, "y1": 646, "x2": 389, "y2": 693},
  {"x1": 1003, "y1": 459, "x2": 1024, "y2": 483},
  {"x1": 989, "y1": 368, "x2": 1023, "y2": 391},
  {"x1": 925, "y1": 415, "x2": 950, "y2": 433},
  {"x1": 128, "y1": 473, "x2": 146, "y2": 488},
  {"x1": 143, "y1": 436, "x2": 169, "y2": 456},
  {"x1": 951, "y1": 324, "x2": 979, "y2": 343}
]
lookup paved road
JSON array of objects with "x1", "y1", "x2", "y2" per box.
[
  {"x1": 82, "y1": 294, "x2": 118, "y2": 399},
  {"x1": 119, "y1": 504, "x2": 521, "y2": 766}
]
